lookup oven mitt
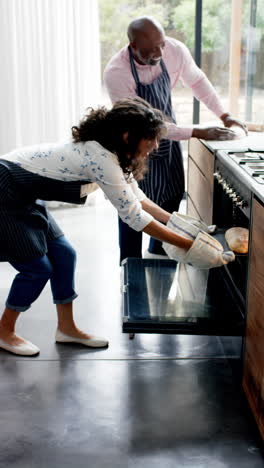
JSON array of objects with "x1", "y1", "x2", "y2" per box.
[
  {"x1": 162, "y1": 211, "x2": 206, "y2": 263},
  {"x1": 163, "y1": 212, "x2": 235, "y2": 269},
  {"x1": 184, "y1": 231, "x2": 235, "y2": 269},
  {"x1": 170, "y1": 212, "x2": 217, "y2": 234}
]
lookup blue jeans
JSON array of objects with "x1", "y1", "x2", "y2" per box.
[{"x1": 6, "y1": 236, "x2": 77, "y2": 312}]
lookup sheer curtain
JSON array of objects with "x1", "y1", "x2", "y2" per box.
[{"x1": 0, "y1": 0, "x2": 101, "y2": 154}]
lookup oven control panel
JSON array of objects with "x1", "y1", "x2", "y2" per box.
[{"x1": 214, "y1": 160, "x2": 251, "y2": 219}]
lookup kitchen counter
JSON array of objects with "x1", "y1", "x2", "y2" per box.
[
  {"x1": 200, "y1": 132, "x2": 264, "y2": 204},
  {"x1": 187, "y1": 137, "x2": 264, "y2": 440}
]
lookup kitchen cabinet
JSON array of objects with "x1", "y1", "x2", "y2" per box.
[
  {"x1": 243, "y1": 197, "x2": 264, "y2": 439},
  {"x1": 187, "y1": 138, "x2": 214, "y2": 224}
]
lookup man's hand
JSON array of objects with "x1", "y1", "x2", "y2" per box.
[
  {"x1": 221, "y1": 113, "x2": 248, "y2": 135},
  {"x1": 192, "y1": 126, "x2": 238, "y2": 141}
]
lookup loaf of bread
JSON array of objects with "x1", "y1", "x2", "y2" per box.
[{"x1": 225, "y1": 227, "x2": 249, "y2": 254}]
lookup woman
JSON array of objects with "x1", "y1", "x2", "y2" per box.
[{"x1": 0, "y1": 97, "x2": 227, "y2": 357}]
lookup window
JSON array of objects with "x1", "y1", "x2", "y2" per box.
[{"x1": 99, "y1": 0, "x2": 264, "y2": 126}]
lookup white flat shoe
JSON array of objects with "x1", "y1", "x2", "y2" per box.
[
  {"x1": 55, "y1": 329, "x2": 109, "y2": 348},
  {"x1": 0, "y1": 338, "x2": 40, "y2": 356}
]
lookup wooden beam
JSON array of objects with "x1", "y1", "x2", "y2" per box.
[{"x1": 228, "y1": 0, "x2": 243, "y2": 115}]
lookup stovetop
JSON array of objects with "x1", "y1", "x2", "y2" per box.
[
  {"x1": 227, "y1": 151, "x2": 264, "y2": 184},
  {"x1": 199, "y1": 134, "x2": 264, "y2": 204}
]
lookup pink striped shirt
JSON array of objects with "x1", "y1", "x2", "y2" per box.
[{"x1": 104, "y1": 37, "x2": 226, "y2": 141}]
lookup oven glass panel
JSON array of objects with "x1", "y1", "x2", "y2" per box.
[{"x1": 122, "y1": 257, "x2": 244, "y2": 336}]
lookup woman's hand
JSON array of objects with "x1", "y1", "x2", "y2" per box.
[{"x1": 143, "y1": 220, "x2": 193, "y2": 250}]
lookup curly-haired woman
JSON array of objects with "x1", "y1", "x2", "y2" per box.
[{"x1": 0, "y1": 97, "x2": 231, "y2": 356}]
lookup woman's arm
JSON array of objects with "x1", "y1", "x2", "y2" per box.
[
  {"x1": 143, "y1": 220, "x2": 193, "y2": 249},
  {"x1": 141, "y1": 198, "x2": 192, "y2": 249},
  {"x1": 141, "y1": 198, "x2": 171, "y2": 223}
]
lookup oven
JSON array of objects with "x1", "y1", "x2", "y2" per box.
[
  {"x1": 213, "y1": 159, "x2": 251, "y2": 309},
  {"x1": 121, "y1": 156, "x2": 250, "y2": 338}
]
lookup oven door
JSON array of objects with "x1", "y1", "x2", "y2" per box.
[{"x1": 121, "y1": 244, "x2": 245, "y2": 337}]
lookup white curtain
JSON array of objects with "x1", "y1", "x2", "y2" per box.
[{"x1": 0, "y1": 0, "x2": 101, "y2": 154}]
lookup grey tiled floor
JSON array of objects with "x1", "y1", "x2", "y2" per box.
[{"x1": 0, "y1": 193, "x2": 263, "y2": 468}]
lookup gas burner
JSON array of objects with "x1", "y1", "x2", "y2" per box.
[
  {"x1": 229, "y1": 151, "x2": 264, "y2": 164},
  {"x1": 253, "y1": 174, "x2": 264, "y2": 184},
  {"x1": 243, "y1": 162, "x2": 264, "y2": 174},
  {"x1": 227, "y1": 151, "x2": 264, "y2": 183}
]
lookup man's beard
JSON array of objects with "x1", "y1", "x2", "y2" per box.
[{"x1": 146, "y1": 57, "x2": 162, "y2": 66}]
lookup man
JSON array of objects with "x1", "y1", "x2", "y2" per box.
[{"x1": 104, "y1": 16, "x2": 247, "y2": 262}]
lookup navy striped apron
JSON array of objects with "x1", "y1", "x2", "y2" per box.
[
  {"x1": 129, "y1": 46, "x2": 185, "y2": 207},
  {"x1": 0, "y1": 160, "x2": 90, "y2": 262}
]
